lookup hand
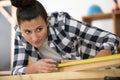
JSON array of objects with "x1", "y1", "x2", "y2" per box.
[
  {"x1": 95, "y1": 50, "x2": 112, "y2": 57},
  {"x1": 35, "y1": 59, "x2": 58, "y2": 73},
  {"x1": 26, "y1": 59, "x2": 58, "y2": 74}
]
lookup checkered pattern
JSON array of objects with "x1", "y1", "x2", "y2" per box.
[{"x1": 12, "y1": 12, "x2": 120, "y2": 75}]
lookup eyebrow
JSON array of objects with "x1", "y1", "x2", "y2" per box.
[
  {"x1": 36, "y1": 26, "x2": 43, "y2": 29},
  {"x1": 23, "y1": 25, "x2": 42, "y2": 31}
]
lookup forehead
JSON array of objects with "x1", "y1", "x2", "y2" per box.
[{"x1": 20, "y1": 16, "x2": 45, "y2": 30}]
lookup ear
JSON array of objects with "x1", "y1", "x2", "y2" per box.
[{"x1": 46, "y1": 17, "x2": 50, "y2": 25}]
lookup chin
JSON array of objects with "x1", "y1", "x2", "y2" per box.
[
  {"x1": 34, "y1": 44, "x2": 42, "y2": 48},
  {"x1": 32, "y1": 41, "x2": 44, "y2": 48},
  {"x1": 34, "y1": 45, "x2": 41, "y2": 48}
]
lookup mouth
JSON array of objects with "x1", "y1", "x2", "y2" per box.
[
  {"x1": 35, "y1": 40, "x2": 41, "y2": 45},
  {"x1": 33, "y1": 40, "x2": 43, "y2": 47}
]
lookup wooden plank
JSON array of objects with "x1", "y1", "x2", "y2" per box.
[
  {"x1": 0, "y1": 69, "x2": 120, "y2": 80},
  {"x1": 28, "y1": 54, "x2": 120, "y2": 72},
  {"x1": 58, "y1": 54, "x2": 120, "y2": 67},
  {"x1": 0, "y1": 71, "x2": 11, "y2": 76},
  {"x1": 0, "y1": 1, "x2": 16, "y2": 76},
  {"x1": 11, "y1": 6, "x2": 17, "y2": 25},
  {"x1": 0, "y1": 0, "x2": 11, "y2": 6},
  {"x1": 0, "y1": 7, "x2": 14, "y2": 24},
  {"x1": 82, "y1": 13, "x2": 112, "y2": 20},
  {"x1": 59, "y1": 59, "x2": 120, "y2": 72},
  {"x1": 82, "y1": 13, "x2": 112, "y2": 25}
]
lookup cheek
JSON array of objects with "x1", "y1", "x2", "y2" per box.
[
  {"x1": 22, "y1": 34, "x2": 32, "y2": 42},
  {"x1": 41, "y1": 28, "x2": 47, "y2": 38}
]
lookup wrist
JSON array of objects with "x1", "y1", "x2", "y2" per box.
[{"x1": 25, "y1": 62, "x2": 37, "y2": 74}]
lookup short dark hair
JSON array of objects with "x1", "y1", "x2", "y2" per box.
[{"x1": 10, "y1": 0, "x2": 48, "y2": 25}]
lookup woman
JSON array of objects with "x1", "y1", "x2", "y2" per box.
[{"x1": 10, "y1": 0, "x2": 120, "y2": 75}]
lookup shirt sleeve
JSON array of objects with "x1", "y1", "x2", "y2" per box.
[
  {"x1": 78, "y1": 23, "x2": 120, "y2": 54},
  {"x1": 62, "y1": 12, "x2": 120, "y2": 54},
  {"x1": 98, "y1": 33, "x2": 120, "y2": 54},
  {"x1": 12, "y1": 27, "x2": 29, "y2": 75}
]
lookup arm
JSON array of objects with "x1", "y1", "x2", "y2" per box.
[
  {"x1": 13, "y1": 27, "x2": 58, "y2": 75},
  {"x1": 78, "y1": 23, "x2": 120, "y2": 57},
  {"x1": 57, "y1": 12, "x2": 120, "y2": 58},
  {"x1": 95, "y1": 33, "x2": 120, "y2": 57},
  {"x1": 95, "y1": 49, "x2": 112, "y2": 57},
  {"x1": 12, "y1": 27, "x2": 29, "y2": 75},
  {"x1": 25, "y1": 59, "x2": 58, "y2": 74},
  {"x1": 97, "y1": 33, "x2": 120, "y2": 55}
]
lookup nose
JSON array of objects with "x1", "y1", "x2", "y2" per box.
[{"x1": 31, "y1": 33, "x2": 39, "y2": 42}]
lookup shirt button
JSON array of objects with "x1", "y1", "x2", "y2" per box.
[{"x1": 72, "y1": 46, "x2": 74, "y2": 49}]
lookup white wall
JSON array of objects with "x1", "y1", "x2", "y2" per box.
[
  {"x1": 0, "y1": 7, "x2": 11, "y2": 71},
  {"x1": 38, "y1": 0, "x2": 120, "y2": 33}
]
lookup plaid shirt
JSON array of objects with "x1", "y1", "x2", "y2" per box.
[{"x1": 12, "y1": 12, "x2": 120, "y2": 75}]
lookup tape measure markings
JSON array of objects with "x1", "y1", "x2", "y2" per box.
[{"x1": 57, "y1": 54, "x2": 120, "y2": 67}]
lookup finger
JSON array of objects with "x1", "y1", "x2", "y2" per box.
[
  {"x1": 43, "y1": 61, "x2": 58, "y2": 72},
  {"x1": 42, "y1": 58, "x2": 56, "y2": 62},
  {"x1": 40, "y1": 66, "x2": 58, "y2": 73},
  {"x1": 44, "y1": 67, "x2": 58, "y2": 72},
  {"x1": 43, "y1": 59, "x2": 59, "y2": 66},
  {"x1": 45, "y1": 61, "x2": 57, "y2": 68}
]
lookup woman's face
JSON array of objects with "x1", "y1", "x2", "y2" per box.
[{"x1": 20, "y1": 16, "x2": 48, "y2": 48}]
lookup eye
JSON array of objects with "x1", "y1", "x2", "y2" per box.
[
  {"x1": 37, "y1": 27, "x2": 43, "y2": 32},
  {"x1": 24, "y1": 30, "x2": 31, "y2": 34}
]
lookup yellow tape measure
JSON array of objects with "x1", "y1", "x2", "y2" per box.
[{"x1": 57, "y1": 54, "x2": 120, "y2": 67}]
